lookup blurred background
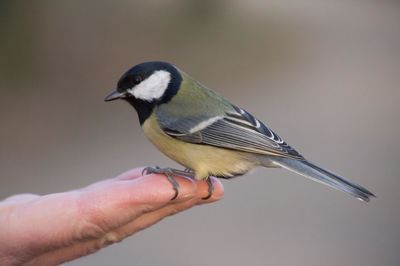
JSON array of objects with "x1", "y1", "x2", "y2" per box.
[{"x1": 1, "y1": 1, "x2": 399, "y2": 265}]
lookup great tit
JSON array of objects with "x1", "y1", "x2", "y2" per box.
[{"x1": 105, "y1": 61, "x2": 375, "y2": 202}]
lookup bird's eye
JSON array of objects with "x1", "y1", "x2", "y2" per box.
[{"x1": 134, "y1": 76, "x2": 142, "y2": 84}]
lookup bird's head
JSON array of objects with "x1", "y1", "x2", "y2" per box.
[
  {"x1": 105, "y1": 61, "x2": 183, "y2": 124},
  {"x1": 105, "y1": 61, "x2": 182, "y2": 104}
]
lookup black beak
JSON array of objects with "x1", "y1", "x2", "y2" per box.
[{"x1": 104, "y1": 89, "x2": 125, "y2": 102}]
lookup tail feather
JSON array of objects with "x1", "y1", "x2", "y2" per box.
[{"x1": 270, "y1": 157, "x2": 375, "y2": 202}]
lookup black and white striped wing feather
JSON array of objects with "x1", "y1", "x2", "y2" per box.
[{"x1": 159, "y1": 105, "x2": 304, "y2": 159}]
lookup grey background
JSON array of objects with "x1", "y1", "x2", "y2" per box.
[{"x1": 1, "y1": 1, "x2": 399, "y2": 265}]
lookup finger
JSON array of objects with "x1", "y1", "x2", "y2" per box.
[
  {"x1": 75, "y1": 177, "x2": 223, "y2": 243},
  {"x1": 75, "y1": 174, "x2": 197, "y2": 239},
  {"x1": 105, "y1": 179, "x2": 224, "y2": 242}
]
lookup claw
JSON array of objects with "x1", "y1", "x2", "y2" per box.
[
  {"x1": 141, "y1": 168, "x2": 147, "y2": 176},
  {"x1": 165, "y1": 172, "x2": 179, "y2": 200},
  {"x1": 142, "y1": 166, "x2": 160, "y2": 176},
  {"x1": 202, "y1": 177, "x2": 214, "y2": 200}
]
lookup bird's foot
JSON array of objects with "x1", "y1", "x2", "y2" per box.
[
  {"x1": 142, "y1": 166, "x2": 195, "y2": 200},
  {"x1": 142, "y1": 166, "x2": 214, "y2": 200}
]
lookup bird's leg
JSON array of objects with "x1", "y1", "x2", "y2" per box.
[
  {"x1": 142, "y1": 166, "x2": 195, "y2": 200},
  {"x1": 202, "y1": 177, "x2": 214, "y2": 200}
]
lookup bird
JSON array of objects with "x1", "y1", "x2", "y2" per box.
[{"x1": 105, "y1": 61, "x2": 375, "y2": 202}]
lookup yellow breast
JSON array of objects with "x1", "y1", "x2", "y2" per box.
[{"x1": 142, "y1": 114, "x2": 259, "y2": 180}]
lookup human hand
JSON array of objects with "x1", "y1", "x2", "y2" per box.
[{"x1": 0, "y1": 168, "x2": 224, "y2": 265}]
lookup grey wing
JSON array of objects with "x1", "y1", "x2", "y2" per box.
[{"x1": 157, "y1": 104, "x2": 304, "y2": 159}]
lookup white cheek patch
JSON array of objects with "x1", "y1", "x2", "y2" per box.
[{"x1": 128, "y1": 70, "x2": 171, "y2": 101}]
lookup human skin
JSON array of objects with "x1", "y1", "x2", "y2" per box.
[{"x1": 0, "y1": 168, "x2": 224, "y2": 265}]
